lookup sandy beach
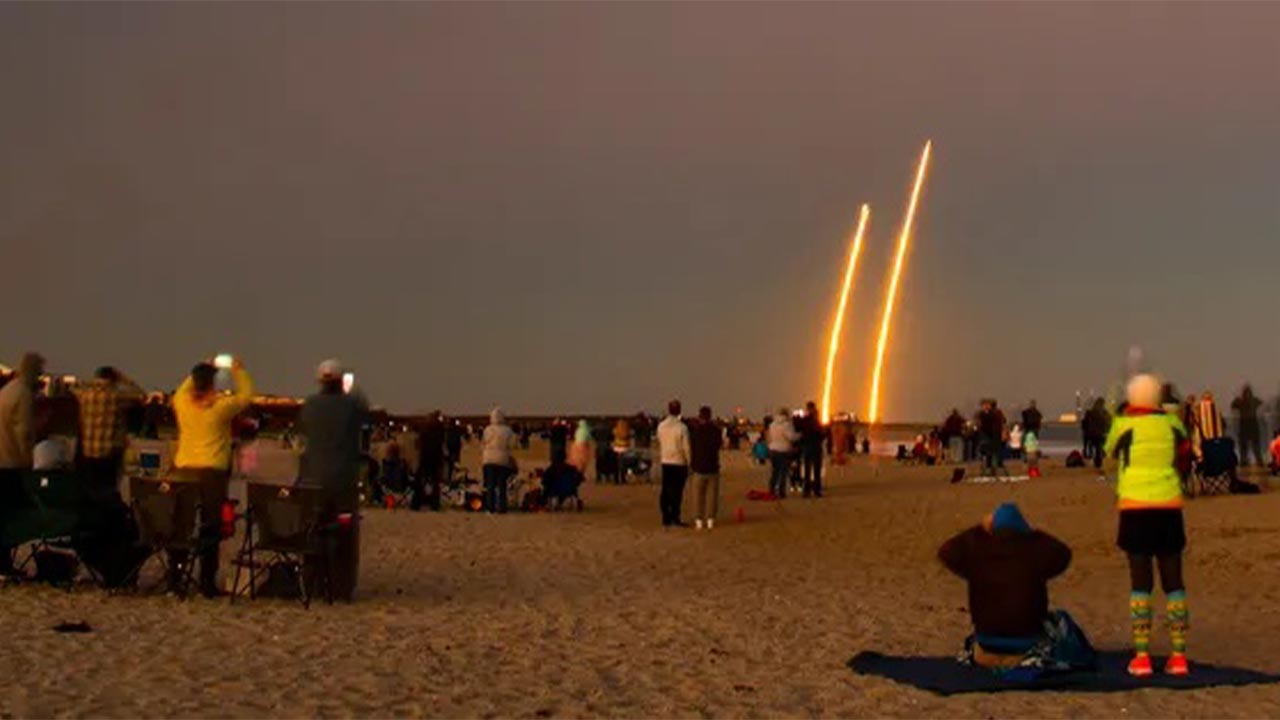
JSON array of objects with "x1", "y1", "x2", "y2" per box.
[{"x1": 2, "y1": 440, "x2": 1280, "y2": 718}]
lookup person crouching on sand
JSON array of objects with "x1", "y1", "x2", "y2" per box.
[
  {"x1": 1104, "y1": 373, "x2": 1192, "y2": 677},
  {"x1": 939, "y1": 503, "x2": 1093, "y2": 675}
]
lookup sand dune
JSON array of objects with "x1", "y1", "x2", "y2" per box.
[{"x1": 2, "y1": 441, "x2": 1279, "y2": 718}]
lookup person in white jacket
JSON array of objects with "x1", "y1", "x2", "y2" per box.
[
  {"x1": 656, "y1": 400, "x2": 692, "y2": 527},
  {"x1": 481, "y1": 408, "x2": 518, "y2": 513},
  {"x1": 766, "y1": 409, "x2": 799, "y2": 499}
]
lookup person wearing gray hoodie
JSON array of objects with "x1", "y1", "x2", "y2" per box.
[
  {"x1": 0, "y1": 352, "x2": 45, "y2": 575},
  {"x1": 481, "y1": 408, "x2": 518, "y2": 513}
]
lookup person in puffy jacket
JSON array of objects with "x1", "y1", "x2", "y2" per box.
[
  {"x1": 481, "y1": 408, "x2": 518, "y2": 513},
  {"x1": 766, "y1": 409, "x2": 798, "y2": 499},
  {"x1": 1104, "y1": 374, "x2": 1191, "y2": 678}
]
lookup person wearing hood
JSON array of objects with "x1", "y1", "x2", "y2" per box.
[
  {"x1": 0, "y1": 352, "x2": 45, "y2": 576},
  {"x1": 1232, "y1": 384, "x2": 1264, "y2": 467},
  {"x1": 171, "y1": 355, "x2": 255, "y2": 597},
  {"x1": 298, "y1": 359, "x2": 368, "y2": 601},
  {"x1": 481, "y1": 408, "x2": 518, "y2": 513},
  {"x1": 939, "y1": 502, "x2": 1087, "y2": 673},
  {"x1": 766, "y1": 408, "x2": 799, "y2": 499},
  {"x1": 1103, "y1": 374, "x2": 1192, "y2": 677},
  {"x1": 656, "y1": 400, "x2": 692, "y2": 527},
  {"x1": 569, "y1": 419, "x2": 592, "y2": 475}
]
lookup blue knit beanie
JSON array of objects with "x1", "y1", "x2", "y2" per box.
[{"x1": 991, "y1": 502, "x2": 1031, "y2": 533}]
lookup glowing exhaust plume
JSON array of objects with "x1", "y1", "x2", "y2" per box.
[
  {"x1": 820, "y1": 204, "x2": 871, "y2": 425},
  {"x1": 868, "y1": 140, "x2": 932, "y2": 425}
]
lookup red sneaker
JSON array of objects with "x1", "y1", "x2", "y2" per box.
[
  {"x1": 1127, "y1": 653, "x2": 1154, "y2": 677},
  {"x1": 1165, "y1": 653, "x2": 1190, "y2": 676}
]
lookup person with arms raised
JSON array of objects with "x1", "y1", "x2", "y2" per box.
[
  {"x1": 171, "y1": 356, "x2": 254, "y2": 597},
  {"x1": 299, "y1": 359, "x2": 367, "y2": 600},
  {"x1": 1104, "y1": 373, "x2": 1192, "y2": 677}
]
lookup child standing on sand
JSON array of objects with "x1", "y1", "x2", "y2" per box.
[
  {"x1": 1024, "y1": 430, "x2": 1041, "y2": 478},
  {"x1": 1104, "y1": 374, "x2": 1191, "y2": 677}
]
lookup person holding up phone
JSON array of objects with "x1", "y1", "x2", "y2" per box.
[{"x1": 171, "y1": 355, "x2": 254, "y2": 597}]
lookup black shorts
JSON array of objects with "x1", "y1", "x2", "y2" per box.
[{"x1": 1117, "y1": 509, "x2": 1186, "y2": 556}]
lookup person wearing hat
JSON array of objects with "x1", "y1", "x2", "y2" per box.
[
  {"x1": 299, "y1": 359, "x2": 368, "y2": 600},
  {"x1": 1103, "y1": 373, "x2": 1192, "y2": 677},
  {"x1": 171, "y1": 355, "x2": 254, "y2": 596},
  {"x1": 939, "y1": 503, "x2": 1088, "y2": 673}
]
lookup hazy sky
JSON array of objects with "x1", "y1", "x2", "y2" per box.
[{"x1": 3, "y1": 3, "x2": 1278, "y2": 420}]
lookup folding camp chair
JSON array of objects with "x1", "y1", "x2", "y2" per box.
[
  {"x1": 231, "y1": 482, "x2": 333, "y2": 608},
  {"x1": 1187, "y1": 438, "x2": 1237, "y2": 497},
  {"x1": 127, "y1": 476, "x2": 206, "y2": 598},
  {"x1": 13, "y1": 470, "x2": 100, "y2": 588}
]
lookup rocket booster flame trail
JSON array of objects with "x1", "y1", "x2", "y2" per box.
[
  {"x1": 868, "y1": 141, "x2": 932, "y2": 425},
  {"x1": 820, "y1": 204, "x2": 871, "y2": 425}
]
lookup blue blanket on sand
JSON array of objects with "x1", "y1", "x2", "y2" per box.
[{"x1": 848, "y1": 651, "x2": 1280, "y2": 696}]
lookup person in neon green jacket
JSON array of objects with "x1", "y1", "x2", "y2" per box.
[{"x1": 1103, "y1": 374, "x2": 1191, "y2": 678}]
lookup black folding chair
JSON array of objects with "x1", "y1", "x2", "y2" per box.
[
  {"x1": 1189, "y1": 438, "x2": 1238, "y2": 497},
  {"x1": 232, "y1": 482, "x2": 333, "y2": 608},
  {"x1": 15, "y1": 470, "x2": 100, "y2": 588},
  {"x1": 127, "y1": 476, "x2": 206, "y2": 598}
]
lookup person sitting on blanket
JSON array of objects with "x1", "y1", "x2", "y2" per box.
[{"x1": 939, "y1": 503, "x2": 1092, "y2": 673}]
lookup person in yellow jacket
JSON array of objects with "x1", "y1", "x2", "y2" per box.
[
  {"x1": 171, "y1": 356, "x2": 254, "y2": 597},
  {"x1": 1104, "y1": 373, "x2": 1190, "y2": 678}
]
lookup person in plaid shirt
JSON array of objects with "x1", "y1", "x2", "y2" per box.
[{"x1": 73, "y1": 366, "x2": 144, "y2": 494}]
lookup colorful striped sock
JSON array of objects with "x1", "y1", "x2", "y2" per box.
[
  {"x1": 1130, "y1": 592, "x2": 1153, "y2": 654},
  {"x1": 1167, "y1": 590, "x2": 1189, "y2": 655}
]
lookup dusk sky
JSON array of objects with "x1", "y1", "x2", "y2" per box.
[{"x1": 3, "y1": 3, "x2": 1278, "y2": 420}]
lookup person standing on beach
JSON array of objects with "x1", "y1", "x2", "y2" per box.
[
  {"x1": 797, "y1": 401, "x2": 827, "y2": 498},
  {"x1": 299, "y1": 359, "x2": 368, "y2": 601},
  {"x1": 656, "y1": 400, "x2": 692, "y2": 527},
  {"x1": 1021, "y1": 400, "x2": 1043, "y2": 438},
  {"x1": 689, "y1": 406, "x2": 722, "y2": 530},
  {"x1": 1083, "y1": 399, "x2": 1111, "y2": 470},
  {"x1": 1192, "y1": 392, "x2": 1224, "y2": 459},
  {"x1": 416, "y1": 411, "x2": 446, "y2": 511},
  {"x1": 73, "y1": 366, "x2": 145, "y2": 498},
  {"x1": 0, "y1": 352, "x2": 44, "y2": 577},
  {"x1": 481, "y1": 408, "x2": 518, "y2": 513},
  {"x1": 1104, "y1": 374, "x2": 1192, "y2": 677},
  {"x1": 445, "y1": 418, "x2": 463, "y2": 482},
  {"x1": 976, "y1": 399, "x2": 1007, "y2": 474},
  {"x1": 1231, "y1": 385, "x2": 1264, "y2": 467},
  {"x1": 766, "y1": 408, "x2": 799, "y2": 499},
  {"x1": 549, "y1": 418, "x2": 570, "y2": 466},
  {"x1": 171, "y1": 356, "x2": 254, "y2": 597},
  {"x1": 569, "y1": 419, "x2": 592, "y2": 475}
]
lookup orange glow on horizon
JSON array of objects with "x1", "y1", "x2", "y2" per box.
[
  {"x1": 820, "y1": 204, "x2": 871, "y2": 425},
  {"x1": 868, "y1": 141, "x2": 932, "y2": 425}
]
